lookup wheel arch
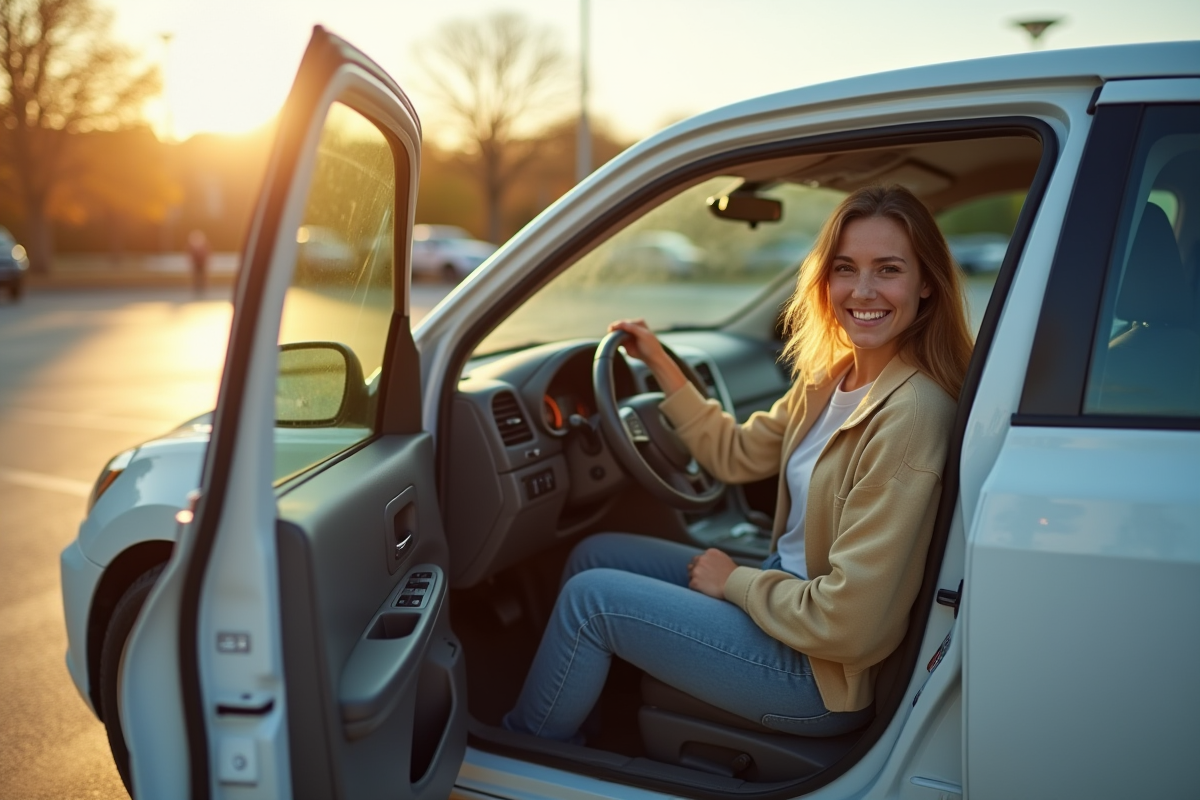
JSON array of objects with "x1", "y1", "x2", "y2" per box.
[{"x1": 86, "y1": 540, "x2": 174, "y2": 714}]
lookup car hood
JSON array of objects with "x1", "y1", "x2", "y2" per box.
[{"x1": 120, "y1": 412, "x2": 373, "y2": 486}]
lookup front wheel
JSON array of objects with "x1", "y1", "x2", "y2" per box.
[{"x1": 99, "y1": 564, "x2": 164, "y2": 795}]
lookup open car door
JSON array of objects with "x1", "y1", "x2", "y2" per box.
[{"x1": 120, "y1": 28, "x2": 467, "y2": 799}]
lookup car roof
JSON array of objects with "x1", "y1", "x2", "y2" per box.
[
  {"x1": 601, "y1": 42, "x2": 1198, "y2": 215},
  {"x1": 661, "y1": 41, "x2": 1200, "y2": 140}
]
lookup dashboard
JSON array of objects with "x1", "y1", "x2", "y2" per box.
[{"x1": 440, "y1": 332, "x2": 792, "y2": 588}]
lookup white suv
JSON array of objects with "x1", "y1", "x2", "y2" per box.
[{"x1": 60, "y1": 30, "x2": 1199, "y2": 800}]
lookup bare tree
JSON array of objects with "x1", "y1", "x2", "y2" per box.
[
  {"x1": 0, "y1": 0, "x2": 159, "y2": 272},
  {"x1": 416, "y1": 12, "x2": 568, "y2": 243}
]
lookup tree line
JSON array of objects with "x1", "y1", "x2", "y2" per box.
[{"x1": 0, "y1": 1, "x2": 627, "y2": 271}]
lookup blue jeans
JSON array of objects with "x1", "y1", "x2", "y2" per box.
[{"x1": 502, "y1": 533, "x2": 873, "y2": 742}]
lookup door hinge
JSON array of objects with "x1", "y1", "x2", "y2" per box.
[{"x1": 936, "y1": 579, "x2": 963, "y2": 618}]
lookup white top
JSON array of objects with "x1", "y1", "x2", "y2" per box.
[{"x1": 775, "y1": 377, "x2": 873, "y2": 578}]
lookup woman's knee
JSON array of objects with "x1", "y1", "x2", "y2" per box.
[
  {"x1": 556, "y1": 566, "x2": 658, "y2": 638},
  {"x1": 558, "y1": 567, "x2": 615, "y2": 617},
  {"x1": 563, "y1": 532, "x2": 634, "y2": 581}
]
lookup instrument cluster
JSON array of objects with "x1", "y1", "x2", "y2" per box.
[{"x1": 541, "y1": 393, "x2": 592, "y2": 435}]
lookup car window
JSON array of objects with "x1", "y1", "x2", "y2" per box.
[
  {"x1": 477, "y1": 178, "x2": 846, "y2": 355},
  {"x1": 936, "y1": 190, "x2": 1025, "y2": 334},
  {"x1": 1083, "y1": 104, "x2": 1200, "y2": 418},
  {"x1": 274, "y1": 101, "x2": 396, "y2": 481},
  {"x1": 477, "y1": 173, "x2": 1027, "y2": 357}
]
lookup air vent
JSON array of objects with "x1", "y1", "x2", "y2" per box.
[
  {"x1": 491, "y1": 392, "x2": 533, "y2": 446},
  {"x1": 694, "y1": 362, "x2": 717, "y2": 397}
]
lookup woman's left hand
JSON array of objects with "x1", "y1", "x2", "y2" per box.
[{"x1": 688, "y1": 548, "x2": 738, "y2": 600}]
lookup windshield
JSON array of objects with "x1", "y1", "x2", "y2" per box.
[{"x1": 477, "y1": 177, "x2": 846, "y2": 355}]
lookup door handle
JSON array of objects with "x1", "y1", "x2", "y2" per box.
[
  {"x1": 384, "y1": 487, "x2": 417, "y2": 574},
  {"x1": 394, "y1": 532, "x2": 413, "y2": 561}
]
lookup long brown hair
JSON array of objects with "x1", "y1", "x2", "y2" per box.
[{"x1": 779, "y1": 184, "x2": 974, "y2": 399}]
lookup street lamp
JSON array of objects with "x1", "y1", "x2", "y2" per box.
[
  {"x1": 1014, "y1": 18, "x2": 1061, "y2": 50},
  {"x1": 158, "y1": 32, "x2": 175, "y2": 141},
  {"x1": 576, "y1": 0, "x2": 592, "y2": 183}
]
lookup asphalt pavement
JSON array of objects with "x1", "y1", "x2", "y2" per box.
[{"x1": 0, "y1": 283, "x2": 451, "y2": 798}]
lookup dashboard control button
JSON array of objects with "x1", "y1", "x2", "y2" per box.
[{"x1": 523, "y1": 468, "x2": 556, "y2": 499}]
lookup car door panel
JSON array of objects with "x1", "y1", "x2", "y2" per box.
[
  {"x1": 277, "y1": 434, "x2": 465, "y2": 798},
  {"x1": 965, "y1": 428, "x2": 1200, "y2": 797}
]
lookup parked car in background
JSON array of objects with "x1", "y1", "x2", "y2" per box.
[
  {"x1": 59, "y1": 30, "x2": 1200, "y2": 800},
  {"x1": 0, "y1": 226, "x2": 29, "y2": 301},
  {"x1": 744, "y1": 234, "x2": 815, "y2": 274},
  {"x1": 411, "y1": 223, "x2": 497, "y2": 281},
  {"x1": 946, "y1": 232, "x2": 1011, "y2": 273},
  {"x1": 295, "y1": 224, "x2": 356, "y2": 273},
  {"x1": 605, "y1": 229, "x2": 707, "y2": 279}
]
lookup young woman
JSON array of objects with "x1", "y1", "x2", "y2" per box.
[{"x1": 502, "y1": 184, "x2": 974, "y2": 742}]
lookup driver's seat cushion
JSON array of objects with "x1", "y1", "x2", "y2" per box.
[
  {"x1": 638, "y1": 646, "x2": 906, "y2": 781},
  {"x1": 642, "y1": 674, "x2": 781, "y2": 734},
  {"x1": 638, "y1": 674, "x2": 873, "y2": 782},
  {"x1": 641, "y1": 674, "x2": 873, "y2": 736}
]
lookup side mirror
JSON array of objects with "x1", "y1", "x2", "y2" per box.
[
  {"x1": 706, "y1": 191, "x2": 783, "y2": 229},
  {"x1": 276, "y1": 342, "x2": 367, "y2": 427}
]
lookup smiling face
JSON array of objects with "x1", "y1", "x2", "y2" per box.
[{"x1": 828, "y1": 215, "x2": 931, "y2": 377}]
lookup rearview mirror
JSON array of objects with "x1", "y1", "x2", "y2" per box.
[
  {"x1": 706, "y1": 191, "x2": 783, "y2": 228},
  {"x1": 276, "y1": 342, "x2": 367, "y2": 426}
]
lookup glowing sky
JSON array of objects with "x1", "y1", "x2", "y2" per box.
[{"x1": 108, "y1": 0, "x2": 1200, "y2": 145}]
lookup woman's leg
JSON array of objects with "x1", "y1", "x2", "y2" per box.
[
  {"x1": 502, "y1": 566, "x2": 837, "y2": 742},
  {"x1": 562, "y1": 532, "x2": 701, "y2": 587}
]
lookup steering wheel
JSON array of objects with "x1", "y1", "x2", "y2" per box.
[{"x1": 593, "y1": 331, "x2": 726, "y2": 511}]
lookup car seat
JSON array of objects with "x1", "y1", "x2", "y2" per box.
[
  {"x1": 1096, "y1": 202, "x2": 1200, "y2": 415},
  {"x1": 638, "y1": 647, "x2": 904, "y2": 782}
]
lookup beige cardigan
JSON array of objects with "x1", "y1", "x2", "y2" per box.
[{"x1": 658, "y1": 354, "x2": 956, "y2": 712}]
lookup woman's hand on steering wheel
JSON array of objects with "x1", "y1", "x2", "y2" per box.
[
  {"x1": 593, "y1": 329, "x2": 725, "y2": 511},
  {"x1": 688, "y1": 548, "x2": 738, "y2": 600},
  {"x1": 607, "y1": 319, "x2": 689, "y2": 396}
]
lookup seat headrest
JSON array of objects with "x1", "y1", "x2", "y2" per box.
[{"x1": 1116, "y1": 203, "x2": 1189, "y2": 325}]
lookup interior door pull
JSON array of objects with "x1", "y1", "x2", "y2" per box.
[
  {"x1": 384, "y1": 486, "x2": 417, "y2": 574},
  {"x1": 394, "y1": 532, "x2": 413, "y2": 560}
]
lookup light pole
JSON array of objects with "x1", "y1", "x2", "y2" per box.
[
  {"x1": 576, "y1": 0, "x2": 592, "y2": 183},
  {"x1": 1014, "y1": 18, "x2": 1060, "y2": 50},
  {"x1": 158, "y1": 32, "x2": 175, "y2": 141}
]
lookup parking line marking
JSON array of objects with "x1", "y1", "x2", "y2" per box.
[{"x1": 0, "y1": 467, "x2": 91, "y2": 498}]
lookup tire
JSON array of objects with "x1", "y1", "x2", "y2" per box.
[
  {"x1": 99, "y1": 564, "x2": 165, "y2": 795},
  {"x1": 441, "y1": 262, "x2": 459, "y2": 283}
]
